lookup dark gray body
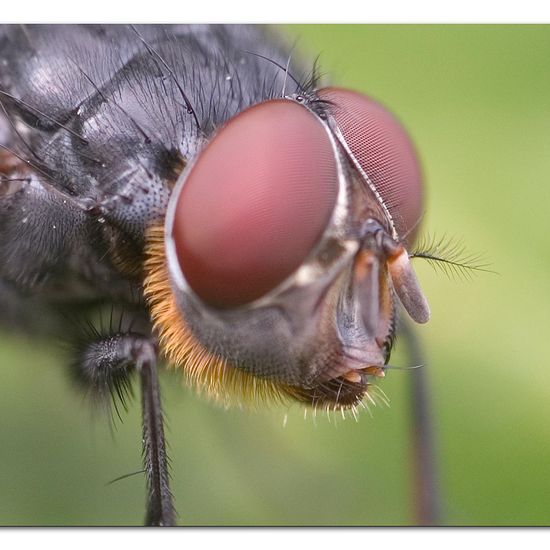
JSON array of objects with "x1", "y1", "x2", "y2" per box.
[{"x1": 0, "y1": 24, "x2": 304, "y2": 332}]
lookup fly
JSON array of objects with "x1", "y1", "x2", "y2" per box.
[{"x1": 0, "y1": 24, "x2": 485, "y2": 526}]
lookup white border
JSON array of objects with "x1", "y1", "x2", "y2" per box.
[
  {"x1": 0, "y1": 528, "x2": 546, "y2": 549},
  {"x1": 1, "y1": 1, "x2": 550, "y2": 23}
]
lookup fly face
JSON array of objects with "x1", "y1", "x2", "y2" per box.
[{"x1": 145, "y1": 88, "x2": 430, "y2": 411}]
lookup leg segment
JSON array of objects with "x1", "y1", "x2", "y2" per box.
[
  {"x1": 136, "y1": 339, "x2": 176, "y2": 526},
  {"x1": 72, "y1": 330, "x2": 176, "y2": 526},
  {"x1": 400, "y1": 318, "x2": 443, "y2": 525}
]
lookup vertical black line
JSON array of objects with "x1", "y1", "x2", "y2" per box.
[
  {"x1": 400, "y1": 318, "x2": 443, "y2": 525},
  {"x1": 139, "y1": 356, "x2": 176, "y2": 526}
]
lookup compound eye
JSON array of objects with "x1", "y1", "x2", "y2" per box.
[
  {"x1": 172, "y1": 100, "x2": 338, "y2": 308},
  {"x1": 318, "y1": 87, "x2": 423, "y2": 243}
]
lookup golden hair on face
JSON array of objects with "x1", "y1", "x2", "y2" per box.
[
  {"x1": 144, "y1": 223, "x2": 384, "y2": 414},
  {"x1": 143, "y1": 223, "x2": 290, "y2": 409}
]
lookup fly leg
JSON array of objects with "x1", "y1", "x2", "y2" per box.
[
  {"x1": 399, "y1": 318, "x2": 442, "y2": 525},
  {"x1": 136, "y1": 339, "x2": 176, "y2": 527},
  {"x1": 72, "y1": 329, "x2": 176, "y2": 526}
]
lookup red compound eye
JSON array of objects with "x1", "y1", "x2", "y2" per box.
[
  {"x1": 172, "y1": 100, "x2": 338, "y2": 308},
  {"x1": 318, "y1": 88, "x2": 423, "y2": 243}
]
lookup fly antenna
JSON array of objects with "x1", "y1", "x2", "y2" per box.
[{"x1": 410, "y1": 233, "x2": 496, "y2": 280}]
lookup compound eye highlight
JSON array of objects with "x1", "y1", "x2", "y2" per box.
[
  {"x1": 319, "y1": 87, "x2": 423, "y2": 243},
  {"x1": 172, "y1": 100, "x2": 338, "y2": 308}
]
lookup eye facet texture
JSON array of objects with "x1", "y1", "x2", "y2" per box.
[
  {"x1": 173, "y1": 100, "x2": 338, "y2": 308},
  {"x1": 319, "y1": 87, "x2": 423, "y2": 242}
]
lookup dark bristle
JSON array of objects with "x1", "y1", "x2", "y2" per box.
[
  {"x1": 63, "y1": 308, "x2": 146, "y2": 420},
  {"x1": 242, "y1": 50, "x2": 303, "y2": 95},
  {"x1": 301, "y1": 53, "x2": 325, "y2": 96},
  {"x1": 0, "y1": 89, "x2": 89, "y2": 145},
  {"x1": 130, "y1": 25, "x2": 202, "y2": 133},
  {"x1": 284, "y1": 377, "x2": 368, "y2": 410}
]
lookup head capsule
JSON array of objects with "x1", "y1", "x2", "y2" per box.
[{"x1": 149, "y1": 88, "x2": 429, "y2": 410}]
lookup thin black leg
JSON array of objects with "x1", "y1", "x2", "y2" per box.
[
  {"x1": 400, "y1": 318, "x2": 443, "y2": 525},
  {"x1": 137, "y1": 344, "x2": 176, "y2": 526},
  {"x1": 70, "y1": 330, "x2": 176, "y2": 526}
]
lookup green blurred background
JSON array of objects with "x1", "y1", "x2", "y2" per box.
[{"x1": 0, "y1": 25, "x2": 549, "y2": 526}]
